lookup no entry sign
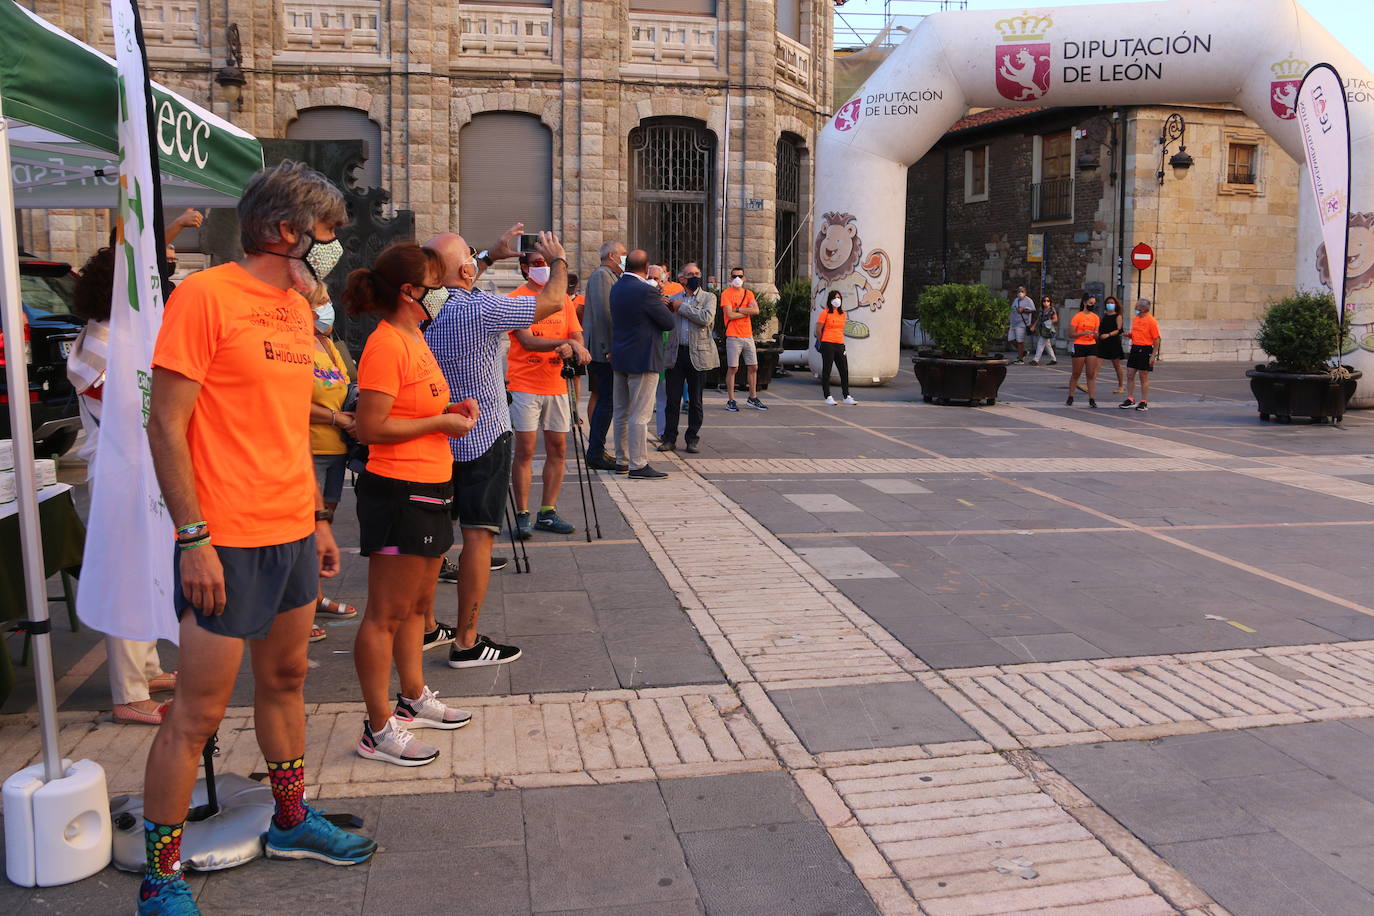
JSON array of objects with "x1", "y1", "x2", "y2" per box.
[{"x1": 1131, "y1": 243, "x2": 1155, "y2": 271}]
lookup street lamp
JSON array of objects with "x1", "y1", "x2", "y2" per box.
[
  {"x1": 1075, "y1": 116, "x2": 1119, "y2": 183},
  {"x1": 1157, "y1": 112, "x2": 1193, "y2": 184},
  {"x1": 214, "y1": 23, "x2": 246, "y2": 112}
]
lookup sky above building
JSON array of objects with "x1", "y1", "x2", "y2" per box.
[{"x1": 832, "y1": 0, "x2": 1374, "y2": 73}]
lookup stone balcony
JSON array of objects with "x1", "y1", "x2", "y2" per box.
[
  {"x1": 100, "y1": 0, "x2": 205, "y2": 59},
  {"x1": 280, "y1": 0, "x2": 384, "y2": 60},
  {"x1": 627, "y1": 13, "x2": 719, "y2": 72},
  {"x1": 457, "y1": 4, "x2": 555, "y2": 60},
  {"x1": 775, "y1": 32, "x2": 812, "y2": 97}
]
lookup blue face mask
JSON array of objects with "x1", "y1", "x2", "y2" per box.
[{"x1": 1107, "y1": 304, "x2": 1117, "y2": 313}]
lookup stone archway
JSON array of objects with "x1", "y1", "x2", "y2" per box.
[{"x1": 812, "y1": 0, "x2": 1374, "y2": 402}]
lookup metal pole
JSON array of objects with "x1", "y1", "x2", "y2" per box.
[{"x1": 0, "y1": 106, "x2": 63, "y2": 784}]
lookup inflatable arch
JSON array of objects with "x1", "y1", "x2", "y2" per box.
[{"x1": 812, "y1": 0, "x2": 1374, "y2": 403}]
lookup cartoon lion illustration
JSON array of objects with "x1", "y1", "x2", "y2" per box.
[{"x1": 813, "y1": 212, "x2": 891, "y2": 338}]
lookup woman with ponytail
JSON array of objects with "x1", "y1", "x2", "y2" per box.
[
  {"x1": 345, "y1": 242, "x2": 478, "y2": 767},
  {"x1": 815, "y1": 290, "x2": 856, "y2": 405}
]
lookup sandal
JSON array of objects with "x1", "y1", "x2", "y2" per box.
[
  {"x1": 148, "y1": 672, "x2": 177, "y2": 693},
  {"x1": 113, "y1": 701, "x2": 170, "y2": 725},
  {"x1": 310, "y1": 625, "x2": 328, "y2": 643},
  {"x1": 316, "y1": 597, "x2": 358, "y2": 619}
]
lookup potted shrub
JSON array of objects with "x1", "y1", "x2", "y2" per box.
[
  {"x1": 911, "y1": 283, "x2": 1011, "y2": 406},
  {"x1": 753, "y1": 293, "x2": 782, "y2": 389},
  {"x1": 1246, "y1": 291, "x2": 1360, "y2": 424}
]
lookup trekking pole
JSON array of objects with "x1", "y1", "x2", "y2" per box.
[
  {"x1": 504, "y1": 485, "x2": 531, "y2": 573},
  {"x1": 563, "y1": 360, "x2": 602, "y2": 540}
]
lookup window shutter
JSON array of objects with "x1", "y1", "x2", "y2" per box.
[
  {"x1": 286, "y1": 107, "x2": 383, "y2": 190},
  {"x1": 459, "y1": 113, "x2": 553, "y2": 249},
  {"x1": 777, "y1": 0, "x2": 801, "y2": 41}
]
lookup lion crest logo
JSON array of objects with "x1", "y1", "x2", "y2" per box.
[
  {"x1": 834, "y1": 97, "x2": 862, "y2": 133},
  {"x1": 813, "y1": 212, "x2": 891, "y2": 338},
  {"x1": 1270, "y1": 56, "x2": 1307, "y2": 120},
  {"x1": 994, "y1": 11, "x2": 1052, "y2": 102}
]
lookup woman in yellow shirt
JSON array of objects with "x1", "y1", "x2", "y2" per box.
[
  {"x1": 307, "y1": 286, "x2": 358, "y2": 635},
  {"x1": 815, "y1": 290, "x2": 857, "y2": 405},
  {"x1": 1067, "y1": 299, "x2": 1101, "y2": 408}
]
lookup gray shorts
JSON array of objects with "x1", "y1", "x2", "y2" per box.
[
  {"x1": 726, "y1": 336, "x2": 758, "y2": 367},
  {"x1": 1008, "y1": 322, "x2": 1028, "y2": 343},
  {"x1": 173, "y1": 535, "x2": 318, "y2": 639}
]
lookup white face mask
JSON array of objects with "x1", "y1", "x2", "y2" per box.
[
  {"x1": 528, "y1": 265, "x2": 550, "y2": 286},
  {"x1": 829, "y1": 298, "x2": 842, "y2": 309},
  {"x1": 313, "y1": 302, "x2": 335, "y2": 333},
  {"x1": 647, "y1": 278, "x2": 659, "y2": 288},
  {"x1": 730, "y1": 276, "x2": 744, "y2": 288},
  {"x1": 618, "y1": 255, "x2": 627, "y2": 271},
  {"x1": 418, "y1": 287, "x2": 447, "y2": 320}
]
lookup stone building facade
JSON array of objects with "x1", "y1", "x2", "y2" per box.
[
  {"x1": 16, "y1": 0, "x2": 833, "y2": 291},
  {"x1": 905, "y1": 104, "x2": 1300, "y2": 361}
]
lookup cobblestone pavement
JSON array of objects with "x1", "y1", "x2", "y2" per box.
[{"x1": 5, "y1": 361, "x2": 1374, "y2": 913}]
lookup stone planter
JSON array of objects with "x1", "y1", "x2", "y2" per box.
[
  {"x1": 1246, "y1": 367, "x2": 1361, "y2": 424},
  {"x1": 911, "y1": 354, "x2": 1009, "y2": 406}
]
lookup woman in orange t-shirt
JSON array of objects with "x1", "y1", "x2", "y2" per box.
[
  {"x1": 1067, "y1": 298, "x2": 1101, "y2": 408},
  {"x1": 815, "y1": 289, "x2": 856, "y2": 405},
  {"x1": 345, "y1": 243, "x2": 479, "y2": 767}
]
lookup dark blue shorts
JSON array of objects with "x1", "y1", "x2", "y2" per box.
[{"x1": 173, "y1": 535, "x2": 318, "y2": 640}]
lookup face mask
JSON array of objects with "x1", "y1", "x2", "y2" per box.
[
  {"x1": 528, "y1": 265, "x2": 550, "y2": 286},
  {"x1": 300, "y1": 233, "x2": 344, "y2": 281},
  {"x1": 685, "y1": 277, "x2": 702, "y2": 292},
  {"x1": 419, "y1": 287, "x2": 447, "y2": 320},
  {"x1": 313, "y1": 302, "x2": 335, "y2": 333},
  {"x1": 1106, "y1": 304, "x2": 1117, "y2": 313},
  {"x1": 830, "y1": 298, "x2": 842, "y2": 309},
  {"x1": 618, "y1": 255, "x2": 627, "y2": 271},
  {"x1": 647, "y1": 278, "x2": 659, "y2": 288},
  {"x1": 730, "y1": 276, "x2": 744, "y2": 288}
]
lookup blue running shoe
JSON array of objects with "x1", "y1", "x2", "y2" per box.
[
  {"x1": 137, "y1": 878, "x2": 200, "y2": 915},
  {"x1": 535, "y1": 509, "x2": 575, "y2": 534},
  {"x1": 514, "y1": 510, "x2": 533, "y2": 540},
  {"x1": 264, "y1": 805, "x2": 377, "y2": 865}
]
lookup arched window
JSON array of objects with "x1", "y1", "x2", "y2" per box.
[
  {"x1": 629, "y1": 118, "x2": 716, "y2": 275},
  {"x1": 459, "y1": 112, "x2": 553, "y2": 250},
  {"x1": 775, "y1": 133, "x2": 805, "y2": 283},
  {"x1": 286, "y1": 107, "x2": 383, "y2": 189}
]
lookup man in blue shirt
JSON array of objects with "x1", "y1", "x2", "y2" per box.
[{"x1": 424, "y1": 228, "x2": 567, "y2": 669}]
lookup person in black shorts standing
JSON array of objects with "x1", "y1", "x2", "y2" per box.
[
  {"x1": 1121, "y1": 298, "x2": 1162, "y2": 411},
  {"x1": 347, "y1": 243, "x2": 479, "y2": 767},
  {"x1": 1067, "y1": 298, "x2": 1101, "y2": 407}
]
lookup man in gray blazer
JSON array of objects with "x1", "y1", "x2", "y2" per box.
[
  {"x1": 610, "y1": 250, "x2": 676, "y2": 478},
  {"x1": 659, "y1": 262, "x2": 718, "y2": 454}
]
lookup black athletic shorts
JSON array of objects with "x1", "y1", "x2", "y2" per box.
[
  {"x1": 452, "y1": 431, "x2": 513, "y2": 533},
  {"x1": 1073, "y1": 343, "x2": 1099, "y2": 358},
  {"x1": 174, "y1": 535, "x2": 317, "y2": 639},
  {"x1": 356, "y1": 470, "x2": 455, "y2": 558},
  {"x1": 1127, "y1": 344, "x2": 1155, "y2": 372}
]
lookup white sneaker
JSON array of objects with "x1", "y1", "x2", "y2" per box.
[
  {"x1": 824, "y1": 395, "x2": 837, "y2": 405},
  {"x1": 394, "y1": 685, "x2": 472, "y2": 730},
  {"x1": 357, "y1": 718, "x2": 439, "y2": 767},
  {"x1": 843, "y1": 395, "x2": 858, "y2": 405}
]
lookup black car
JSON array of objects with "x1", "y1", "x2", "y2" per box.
[{"x1": 0, "y1": 255, "x2": 85, "y2": 456}]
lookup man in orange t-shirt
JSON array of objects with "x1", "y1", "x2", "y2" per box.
[
  {"x1": 721, "y1": 266, "x2": 767, "y2": 411},
  {"x1": 139, "y1": 163, "x2": 374, "y2": 914},
  {"x1": 506, "y1": 251, "x2": 591, "y2": 538},
  {"x1": 1121, "y1": 298, "x2": 1163, "y2": 411}
]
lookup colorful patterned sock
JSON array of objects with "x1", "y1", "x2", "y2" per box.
[
  {"x1": 140, "y1": 819, "x2": 184, "y2": 901},
  {"x1": 266, "y1": 756, "x2": 308, "y2": 830}
]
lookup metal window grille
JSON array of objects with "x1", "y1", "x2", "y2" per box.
[
  {"x1": 629, "y1": 119, "x2": 716, "y2": 275},
  {"x1": 1031, "y1": 178, "x2": 1073, "y2": 221},
  {"x1": 775, "y1": 135, "x2": 803, "y2": 283}
]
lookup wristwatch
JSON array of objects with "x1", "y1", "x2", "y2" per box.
[
  {"x1": 315, "y1": 509, "x2": 334, "y2": 523},
  {"x1": 477, "y1": 249, "x2": 493, "y2": 267}
]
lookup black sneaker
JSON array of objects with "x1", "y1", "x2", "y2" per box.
[
  {"x1": 490, "y1": 555, "x2": 510, "y2": 572},
  {"x1": 627, "y1": 464, "x2": 669, "y2": 479},
  {"x1": 614, "y1": 464, "x2": 629, "y2": 474},
  {"x1": 1065, "y1": 396, "x2": 1074, "y2": 406},
  {"x1": 448, "y1": 634, "x2": 522, "y2": 669},
  {"x1": 1118, "y1": 398, "x2": 1135, "y2": 409},
  {"x1": 684, "y1": 440, "x2": 700, "y2": 454},
  {"x1": 437, "y1": 556, "x2": 459, "y2": 582},
  {"x1": 422, "y1": 623, "x2": 456, "y2": 651},
  {"x1": 1089, "y1": 399, "x2": 1098, "y2": 409},
  {"x1": 1135, "y1": 401, "x2": 1149, "y2": 411},
  {"x1": 725, "y1": 400, "x2": 739, "y2": 412},
  {"x1": 746, "y1": 397, "x2": 768, "y2": 410},
  {"x1": 656, "y1": 440, "x2": 677, "y2": 452},
  {"x1": 585, "y1": 452, "x2": 618, "y2": 471}
]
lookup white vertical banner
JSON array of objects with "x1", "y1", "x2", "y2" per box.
[
  {"x1": 1295, "y1": 63, "x2": 1352, "y2": 317},
  {"x1": 77, "y1": 0, "x2": 177, "y2": 642}
]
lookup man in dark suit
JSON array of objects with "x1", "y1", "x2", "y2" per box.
[{"x1": 610, "y1": 249, "x2": 676, "y2": 479}]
